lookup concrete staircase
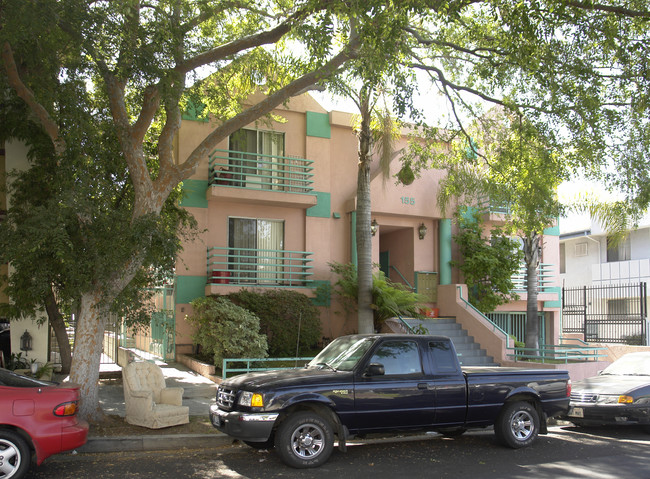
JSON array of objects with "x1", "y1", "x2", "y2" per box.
[{"x1": 403, "y1": 317, "x2": 499, "y2": 367}]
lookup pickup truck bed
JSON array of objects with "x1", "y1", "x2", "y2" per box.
[{"x1": 210, "y1": 334, "x2": 570, "y2": 468}]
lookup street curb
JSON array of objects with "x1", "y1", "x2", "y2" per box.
[{"x1": 78, "y1": 433, "x2": 234, "y2": 454}]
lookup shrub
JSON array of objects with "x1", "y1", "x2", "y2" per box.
[
  {"x1": 227, "y1": 290, "x2": 321, "y2": 357},
  {"x1": 186, "y1": 296, "x2": 268, "y2": 367},
  {"x1": 330, "y1": 262, "x2": 425, "y2": 330},
  {"x1": 371, "y1": 270, "x2": 425, "y2": 324}
]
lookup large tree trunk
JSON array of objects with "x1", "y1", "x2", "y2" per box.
[
  {"x1": 44, "y1": 286, "x2": 72, "y2": 375},
  {"x1": 357, "y1": 87, "x2": 374, "y2": 334},
  {"x1": 69, "y1": 291, "x2": 111, "y2": 421},
  {"x1": 523, "y1": 233, "x2": 540, "y2": 351}
]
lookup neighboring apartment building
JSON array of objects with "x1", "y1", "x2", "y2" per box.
[
  {"x1": 560, "y1": 215, "x2": 650, "y2": 287},
  {"x1": 172, "y1": 92, "x2": 563, "y2": 357},
  {"x1": 0, "y1": 140, "x2": 53, "y2": 368},
  {"x1": 560, "y1": 215, "x2": 649, "y2": 344}
]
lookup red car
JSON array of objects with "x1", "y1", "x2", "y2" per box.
[{"x1": 0, "y1": 367, "x2": 89, "y2": 479}]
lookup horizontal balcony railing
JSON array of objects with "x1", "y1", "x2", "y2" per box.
[
  {"x1": 477, "y1": 195, "x2": 511, "y2": 215},
  {"x1": 207, "y1": 247, "x2": 314, "y2": 287},
  {"x1": 511, "y1": 263, "x2": 555, "y2": 292},
  {"x1": 208, "y1": 149, "x2": 314, "y2": 193}
]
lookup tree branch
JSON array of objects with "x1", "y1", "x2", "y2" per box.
[
  {"x1": 405, "y1": 26, "x2": 508, "y2": 59},
  {"x1": 176, "y1": 39, "x2": 360, "y2": 180},
  {"x1": 176, "y1": 21, "x2": 293, "y2": 74},
  {"x1": 410, "y1": 61, "x2": 508, "y2": 107},
  {"x1": 565, "y1": 1, "x2": 650, "y2": 18},
  {"x1": 1, "y1": 42, "x2": 66, "y2": 155}
]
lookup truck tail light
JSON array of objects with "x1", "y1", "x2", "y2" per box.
[
  {"x1": 53, "y1": 401, "x2": 79, "y2": 417},
  {"x1": 566, "y1": 379, "x2": 572, "y2": 398}
]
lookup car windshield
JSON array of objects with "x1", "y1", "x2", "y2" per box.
[
  {"x1": 307, "y1": 337, "x2": 375, "y2": 372},
  {"x1": 601, "y1": 353, "x2": 650, "y2": 376},
  {"x1": 0, "y1": 368, "x2": 54, "y2": 387}
]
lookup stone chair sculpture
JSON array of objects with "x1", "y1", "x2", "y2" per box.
[{"x1": 122, "y1": 361, "x2": 190, "y2": 429}]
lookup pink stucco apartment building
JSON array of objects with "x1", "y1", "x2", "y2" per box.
[{"x1": 170, "y1": 92, "x2": 564, "y2": 362}]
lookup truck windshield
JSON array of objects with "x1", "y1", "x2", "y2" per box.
[{"x1": 308, "y1": 337, "x2": 374, "y2": 372}]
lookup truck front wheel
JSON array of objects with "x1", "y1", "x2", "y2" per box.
[
  {"x1": 276, "y1": 411, "x2": 334, "y2": 468},
  {"x1": 494, "y1": 401, "x2": 540, "y2": 448}
]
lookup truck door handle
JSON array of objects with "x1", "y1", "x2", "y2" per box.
[{"x1": 417, "y1": 383, "x2": 428, "y2": 390}]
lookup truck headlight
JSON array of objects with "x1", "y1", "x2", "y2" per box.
[{"x1": 238, "y1": 391, "x2": 264, "y2": 407}]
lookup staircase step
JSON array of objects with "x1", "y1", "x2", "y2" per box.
[{"x1": 404, "y1": 317, "x2": 499, "y2": 367}]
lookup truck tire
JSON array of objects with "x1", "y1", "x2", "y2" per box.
[
  {"x1": 0, "y1": 429, "x2": 31, "y2": 479},
  {"x1": 276, "y1": 411, "x2": 334, "y2": 468},
  {"x1": 494, "y1": 401, "x2": 539, "y2": 449}
]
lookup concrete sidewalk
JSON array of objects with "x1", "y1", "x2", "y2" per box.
[
  {"x1": 79, "y1": 361, "x2": 234, "y2": 454},
  {"x1": 97, "y1": 360, "x2": 218, "y2": 417}
]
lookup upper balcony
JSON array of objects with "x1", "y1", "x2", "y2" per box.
[
  {"x1": 510, "y1": 263, "x2": 559, "y2": 302},
  {"x1": 207, "y1": 149, "x2": 316, "y2": 208}
]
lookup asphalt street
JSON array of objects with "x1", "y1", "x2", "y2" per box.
[{"x1": 25, "y1": 425, "x2": 650, "y2": 479}]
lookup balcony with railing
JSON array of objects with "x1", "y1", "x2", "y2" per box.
[
  {"x1": 207, "y1": 247, "x2": 314, "y2": 288},
  {"x1": 511, "y1": 263, "x2": 555, "y2": 292},
  {"x1": 209, "y1": 149, "x2": 314, "y2": 192},
  {"x1": 207, "y1": 148, "x2": 317, "y2": 208}
]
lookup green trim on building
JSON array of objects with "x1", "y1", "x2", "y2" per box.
[
  {"x1": 460, "y1": 205, "x2": 478, "y2": 222},
  {"x1": 311, "y1": 280, "x2": 331, "y2": 307},
  {"x1": 543, "y1": 286, "x2": 562, "y2": 308},
  {"x1": 439, "y1": 219, "x2": 452, "y2": 285},
  {"x1": 180, "y1": 179, "x2": 208, "y2": 208},
  {"x1": 544, "y1": 219, "x2": 560, "y2": 236},
  {"x1": 306, "y1": 111, "x2": 331, "y2": 138},
  {"x1": 176, "y1": 276, "x2": 207, "y2": 304},
  {"x1": 306, "y1": 191, "x2": 331, "y2": 218}
]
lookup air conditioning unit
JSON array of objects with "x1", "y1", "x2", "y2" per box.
[{"x1": 575, "y1": 242, "x2": 588, "y2": 257}]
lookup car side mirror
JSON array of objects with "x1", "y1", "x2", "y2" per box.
[{"x1": 365, "y1": 363, "x2": 385, "y2": 376}]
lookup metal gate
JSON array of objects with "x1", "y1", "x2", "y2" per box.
[
  {"x1": 118, "y1": 285, "x2": 176, "y2": 361},
  {"x1": 562, "y1": 282, "x2": 647, "y2": 345}
]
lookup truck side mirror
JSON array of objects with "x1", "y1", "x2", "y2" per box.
[{"x1": 365, "y1": 363, "x2": 385, "y2": 376}]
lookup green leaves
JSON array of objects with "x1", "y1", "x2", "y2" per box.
[
  {"x1": 451, "y1": 209, "x2": 522, "y2": 313},
  {"x1": 187, "y1": 296, "x2": 268, "y2": 367}
]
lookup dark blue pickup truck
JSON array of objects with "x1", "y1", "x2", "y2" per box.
[{"x1": 210, "y1": 334, "x2": 571, "y2": 468}]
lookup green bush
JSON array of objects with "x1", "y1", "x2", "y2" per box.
[
  {"x1": 227, "y1": 290, "x2": 321, "y2": 357},
  {"x1": 186, "y1": 296, "x2": 268, "y2": 367},
  {"x1": 371, "y1": 270, "x2": 425, "y2": 324},
  {"x1": 330, "y1": 262, "x2": 425, "y2": 330}
]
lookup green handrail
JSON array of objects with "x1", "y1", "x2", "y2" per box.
[
  {"x1": 457, "y1": 286, "x2": 512, "y2": 345},
  {"x1": 390, "y1": 266, "x2": 414, "y2": 289},
  {"x1": 506, "y1": 344, "x2": 608, "y2": 363}
]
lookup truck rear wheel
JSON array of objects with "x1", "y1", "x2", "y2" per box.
[
  {"x1": 276, "y1": 411, "x2": 334, "y2": 468},
  {"x1": 494, "y1": 401, "x2": 539, "y2": 448}
]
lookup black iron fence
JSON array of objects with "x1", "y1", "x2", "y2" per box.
[{"x1": 562, "y1": 282, "x2": 648, "y2": 345}]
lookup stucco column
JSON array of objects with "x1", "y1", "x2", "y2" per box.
[{"x1": 439, "y1": 218, "x2": 452, "y2": 285}]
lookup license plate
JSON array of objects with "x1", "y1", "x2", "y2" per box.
[
  {"x1": 211, "y1": 412, "x2": 222, "y2": 427},
  {"x1": 568, "y1": 407, "x2": 584, "y2": 418}
]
